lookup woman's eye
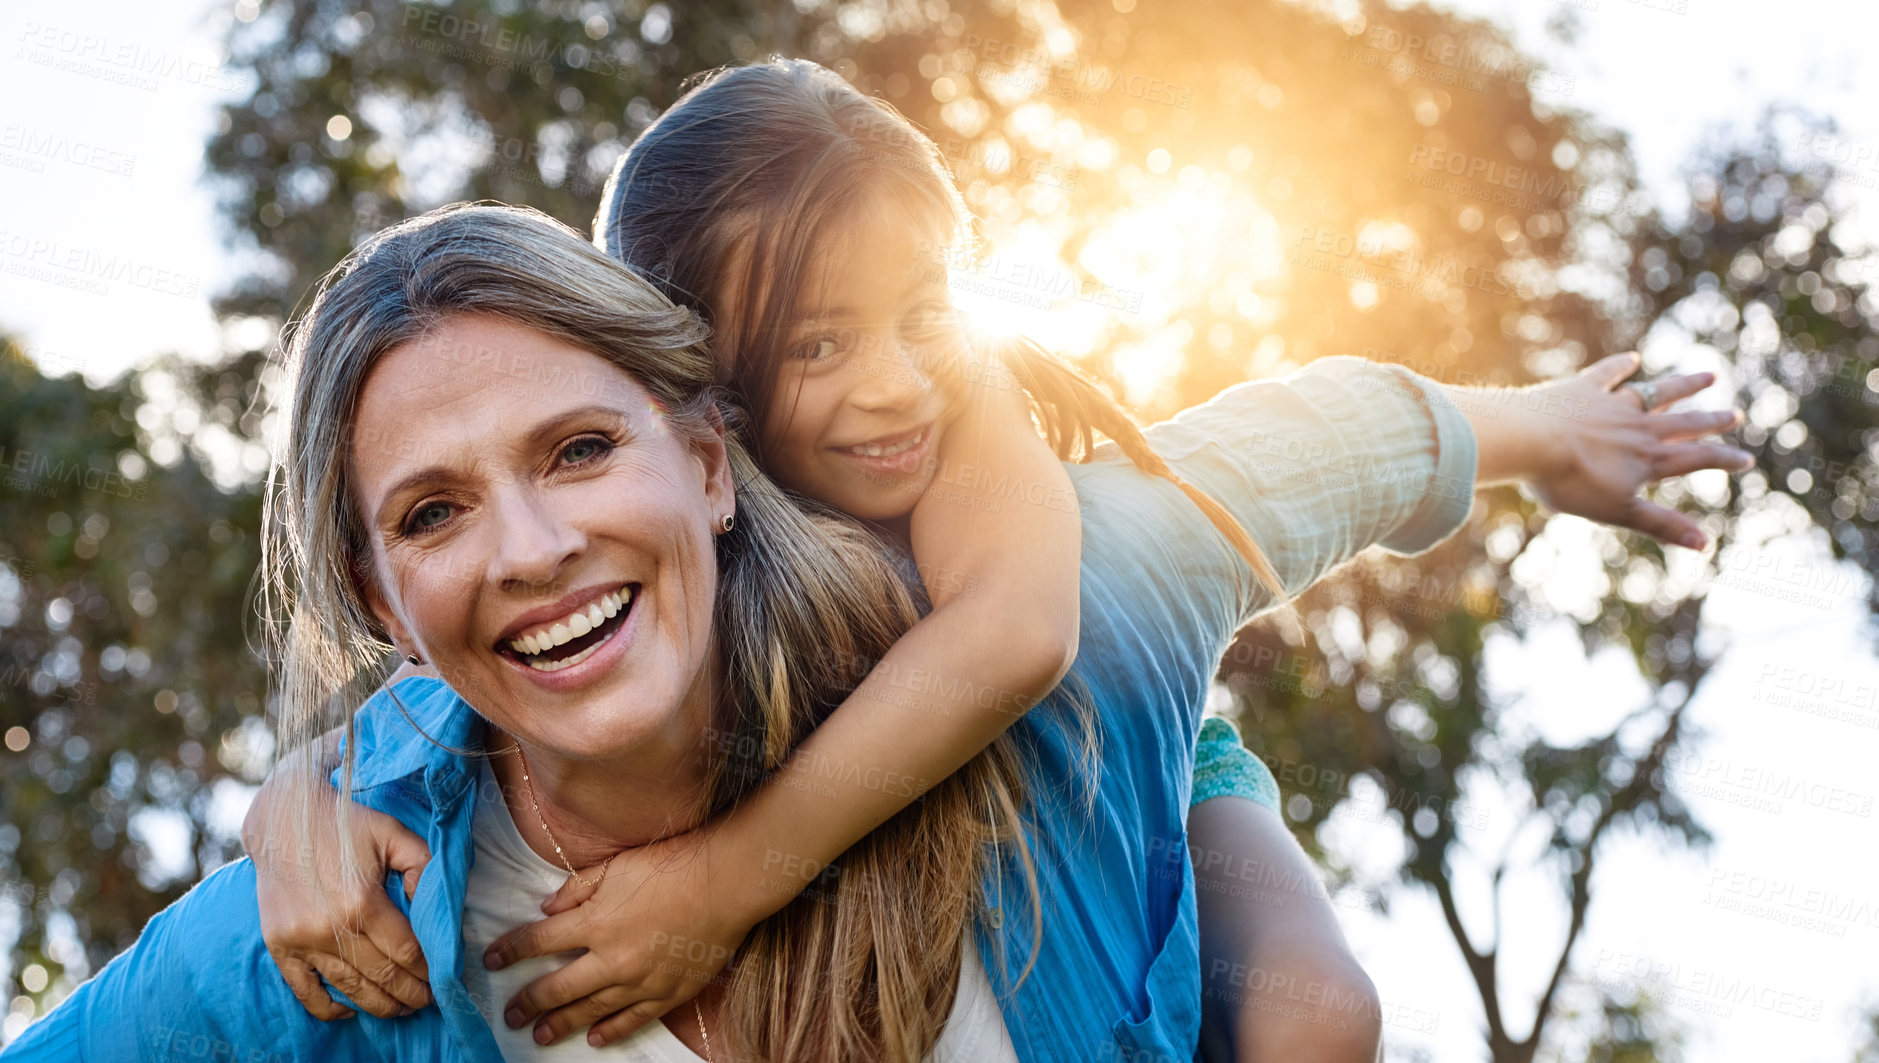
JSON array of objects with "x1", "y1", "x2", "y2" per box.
[
  {"x1": 405, "y1": 501, "x2": 454, "y2": 535},
  {"x1": 559, "y1": 436, "x2": 613, "y2": 465}
]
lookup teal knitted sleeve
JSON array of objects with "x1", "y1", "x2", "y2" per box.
[{"x1": 1190, "y1": 716, "x2": 1280, "y2": 811}]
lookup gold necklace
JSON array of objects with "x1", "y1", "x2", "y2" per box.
[
  {"x1": 496, "y1": 739, "x2": 607, "y2": 890},
  {"x1": 497, "y1": 737, "x2": 706, "y2": 1056}
]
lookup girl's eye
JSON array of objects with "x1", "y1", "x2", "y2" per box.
[
  {"x1": 906, "y1": 302, "x2": 956, "y2": 338},
  {"x1": 404, "y1": 501, "x2": 455, "y2": 536},
  {"x1": 559, "y1": 435, "x2": 613, "y2": 466},
  {"x1": 795, "y1": 335, "x2": 843, "y2": 362}
]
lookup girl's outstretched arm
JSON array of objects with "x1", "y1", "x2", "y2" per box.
[
  {"x1": 481, "y1": 348, "x2": 1081, "y2": 1047},
  {"x1": 1174, "y1": 353, "x2": 1744, "y2": 1062}
]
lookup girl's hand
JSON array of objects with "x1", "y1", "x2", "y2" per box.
[
  {"x1": 482, "y1": 831, "x2": 756, "y2": 1048},
  {"x1": 1467, "y1": 352, "x2": 1751, "y2": 549},
  {"x1": 248, "y1": 774, "x2": 433, "y2": 1021}
]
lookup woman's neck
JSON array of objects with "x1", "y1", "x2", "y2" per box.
[{"x1": 485, "y1": 723, "x2": 711, "y2": 870}]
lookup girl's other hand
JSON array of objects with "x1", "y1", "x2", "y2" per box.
[
  {"x1": 251, "y1": 781, "x2": 433, "y2": 1021},
  {"x1": 1474, "y1": 352, "x2": 1751, "y2": 549},
  {"x1": 482, "y1": 829, "x2": 756, "y2": 1048}
]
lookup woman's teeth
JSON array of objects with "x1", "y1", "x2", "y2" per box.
[
  {"x1": 843, "y1": 431, "x2": 923, "y2": 458},
  {"x1": 523, "y1": 638, "x2": 605, "y2": 673},
  {"x1": 507, "y1": 585, "x2": 632, "y2": 661}
]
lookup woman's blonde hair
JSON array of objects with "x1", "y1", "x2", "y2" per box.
[
  {"x1": 262, "y1": 203, "x2": 1042, "y2": 1061},
  {"x1": 596, "y1": 56, "x2": 1289, "y2": 601}
]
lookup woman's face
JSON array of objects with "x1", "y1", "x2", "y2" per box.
[
  {"x1": 348, "y1": 315, "x2": 734, "y2": 765},
  {"x1": 750, "y1": 196, "x2": 962, "y2": 524}
]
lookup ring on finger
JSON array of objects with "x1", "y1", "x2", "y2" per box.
[{"x1": 1624, "y1": 379, "x2": 1659, "y2": 411}]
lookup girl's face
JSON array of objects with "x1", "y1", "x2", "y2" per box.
[
  {"x1": 348, "y1": 315, "x2": 734, "y2": 768},
  {"x1": 750, "y1": 196, "x2": 963, "y2": 524}
]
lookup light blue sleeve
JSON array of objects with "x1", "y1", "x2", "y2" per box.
[
  {"x1": 984, "y1": 356, "x2": 1479, "y2": 1062},
  {"x1": 1, "y1": 860, "x2": 408, "y2": 1062},
  {"x1": 1144, "y1": 354, "x2": 1481, "y2": 629},
  {"x1": 1190, "y1": 716, "x2": 1280, "y2": 810}
]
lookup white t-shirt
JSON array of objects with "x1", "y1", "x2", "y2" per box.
[{"x1": 460, "y1": 761, "x2": 1019, "y2": 1062}]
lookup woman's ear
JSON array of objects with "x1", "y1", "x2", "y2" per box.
[
  {"x1": 354, "y1": 555, "x2": 418, "y2": 659},
  {"x1": 697, "y1": 405, "x2": 736, "y2": 525}
]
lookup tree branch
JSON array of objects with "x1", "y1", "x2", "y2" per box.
[{"x1": 1523, "y1": 695, "x2": 1694, "y2": 1055}]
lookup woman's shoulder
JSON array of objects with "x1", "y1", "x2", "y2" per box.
[
  {"x1": 17, "y1": 860, "x2": 373, "y2": 1061},
  {"x1": 340, "y1": 675, "x2": 483, "y2": 794}
]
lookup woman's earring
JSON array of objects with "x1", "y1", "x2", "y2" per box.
[
  {"x1": 406, "y1": 654, "x2": 423, "y2": 666},
  {"x1": 718, "y1": 513, "x2": 735, "y2": 534}
]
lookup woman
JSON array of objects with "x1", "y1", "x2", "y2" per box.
[{"x1": 8, "y1": 204, "x2": 1741, "y2": 1063}]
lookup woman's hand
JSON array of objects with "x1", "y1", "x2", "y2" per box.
[
  {"x1": 246, "y1": 755, "x2": 433, "y2": 1021},
  {"x1": 1455, "y1": 351, "x2": 1751, "y2": 549},
  {"x1": 482, "y1": 830, "x2": 758, "y2": 1048}
]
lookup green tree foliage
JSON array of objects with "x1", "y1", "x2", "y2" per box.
[{"x1": 0, "y1": 341, "x2": 271, "y2": 1016}]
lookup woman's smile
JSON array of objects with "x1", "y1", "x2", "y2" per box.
[{"x1": 495, "y1": 580, "x2": 641, "y2": 686}]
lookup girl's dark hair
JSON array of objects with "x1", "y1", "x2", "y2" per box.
[{"x1": 595, "y1": 57, "x2": 1288, "y2": 601}]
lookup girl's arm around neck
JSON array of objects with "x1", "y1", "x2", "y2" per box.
[{"x1": 715, "y1": 348, "x2": 1081, "y2": 917}]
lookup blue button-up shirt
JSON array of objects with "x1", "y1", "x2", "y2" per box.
[{"x1": 7, "y1": 356, "x2": 1476, "y2": 1062}]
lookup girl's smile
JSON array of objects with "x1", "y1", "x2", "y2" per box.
[{"x1": 829, "y1": 422, "x2": 937, "y2": 477}]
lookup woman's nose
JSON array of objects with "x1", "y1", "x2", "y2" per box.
[{"x1": 484, "y1": 486, "x2": 585, "y2": 592}]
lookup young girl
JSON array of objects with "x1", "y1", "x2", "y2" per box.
[{"x1": 243, "y1": 58, "x2": 1744, "y2": 1063}]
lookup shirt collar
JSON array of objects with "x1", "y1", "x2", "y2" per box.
[{"x1": 336, "y1": 675, "x2": 486, "y2": 794}]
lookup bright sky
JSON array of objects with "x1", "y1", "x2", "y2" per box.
[{"x1": 2, "y1": 0, "x2": 1876, "y2": 1057}]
